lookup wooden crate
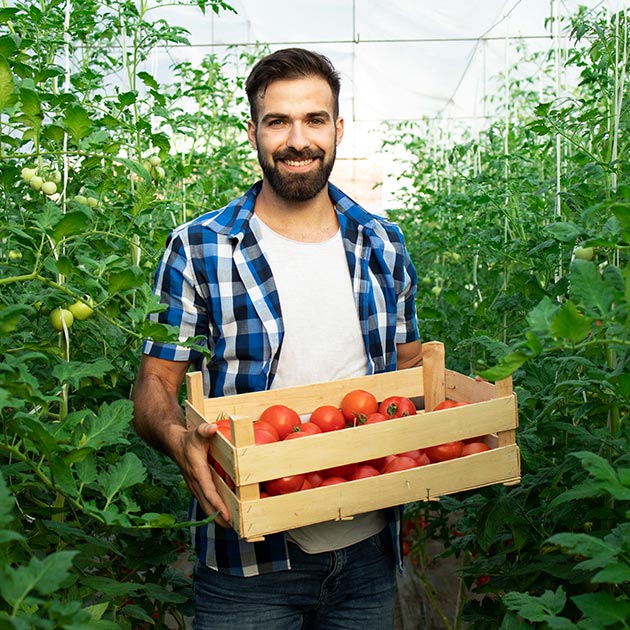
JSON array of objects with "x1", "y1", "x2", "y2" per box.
[{"x1": 185, "y1": 341, "x2": 520, "y2": 541}]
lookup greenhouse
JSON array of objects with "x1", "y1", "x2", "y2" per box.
[{"x1": 1, "y1": 0, "x2": 629, "y2": 628}]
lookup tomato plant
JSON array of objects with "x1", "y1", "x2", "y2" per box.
[{"x1": 340, "y1": 389, "x2": 378, "y2": 423}]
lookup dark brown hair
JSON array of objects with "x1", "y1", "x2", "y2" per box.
[{"x1": 245, "y1": 48, "x2": 341, "y2": 123}]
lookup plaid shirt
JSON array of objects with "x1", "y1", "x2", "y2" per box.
[{"x1": 143, "y1": 181, "x2": 419, "y2": 576}]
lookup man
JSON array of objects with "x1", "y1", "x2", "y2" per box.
[{"x1": 132, "y1": 48, "x2": 422, "y2": 630}]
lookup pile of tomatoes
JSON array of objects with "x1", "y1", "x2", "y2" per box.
[{"x1": 211, "y1": 389, "x2": 491, "y2": 496}]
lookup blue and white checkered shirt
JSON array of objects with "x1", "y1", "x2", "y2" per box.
[{"x1": 143, "y1": 180, "x2": 419, "y2": 576}]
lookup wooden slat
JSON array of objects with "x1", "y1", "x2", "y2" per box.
[
  {"x1": 236, "y1": 445, "x2": 521, "y2": 540},
  {"x1": 197, "y1": 367, "x2": 425, "y2": 420},
  {"x1": 444, "y1": 369, "x2": 496, "y2": 403},
  {"x1": 232, "y1": 396, "x2": 517, "y2": 484},
  {"x1": 422, "y1": 341, "x2": 445, "y2": 410}
]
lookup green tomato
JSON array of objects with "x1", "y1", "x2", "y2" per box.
[
  {"x1": 41, "y1": 181, "x2": 58, "y2": 196},
  {"x1": 149, "y1": 155, "x2": 161, "y2": 167},
  {"x1": 431, "y1": 285, "x2": 442, "y2": 296},
  {"x1": 7, "y1": 250, "x2": 22, "y2": 260},
  {"x1": 152, "y1": 166, "x2": 165, "y2": 180},
  {"x1": 49, "y1": 308, "x2": 74, "y2": 331},
  {"x1": 85, "y1": 196, "x2": 99, "y2": 208},
  {"x1": 574, "y1": 246, "x2": 594, "y2": 261},
  {"x1": 29, "y1": 175, "x2": 44, "y2": 191},
  {"x1": 21, "y1": 167, "x2": 38, "y2": 182},
  {"x1": 69, "y1": 300, "x2": 93, "y2": 321}
]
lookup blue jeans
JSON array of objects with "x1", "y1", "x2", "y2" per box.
[{"x1": 192, "y1": 528, "x2": 396, "y2": 630}]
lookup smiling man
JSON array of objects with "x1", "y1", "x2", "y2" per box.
[{"x1": 131, "y1": 48, "x2": 422, "y2": 630}]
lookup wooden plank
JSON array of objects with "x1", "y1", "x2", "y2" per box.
[
  {"x1": 185, "y1": 400, "x2": 208, "y2": 430},
  {"x1": 445, "y1": 369, "x2": 497, "y2": 403},
  {"x1": 197, "y1": 367, "x2": 425, "y2": 420},
  {"x1": 233, "y1": 396, "x2": 517, "y2": 484},
  {"x1": 422, "y1": 342, "x2": 445, "y2": 411},
  {"x1": 185, "y1": 372, "x2": 205, "y2": 407},
  {"x1": 237, "y1": 445, "x2": 521, "y2": 539}
]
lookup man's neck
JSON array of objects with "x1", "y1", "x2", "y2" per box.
[{"x1": 253, "y1": 181, "x2": 339, "y2": 243}]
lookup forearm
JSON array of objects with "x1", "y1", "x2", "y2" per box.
[{"x1": 130, "y1": 356, "x2": 190, "y2": 464}]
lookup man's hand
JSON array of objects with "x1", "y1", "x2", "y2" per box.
[
  {"x1": 172, "y1": 421, "x2": 230, "y2": 527},
  {"x1": 131, "y1": 355, "x2": 230, "y2": 526}
]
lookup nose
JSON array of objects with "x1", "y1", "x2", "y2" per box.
[{"x1": 286, "y1": 123, "x2": 310, "y2": 151}]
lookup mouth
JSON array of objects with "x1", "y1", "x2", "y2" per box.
[{"x1": 283, "y1": 158, "x2": 315, "y2": 168}]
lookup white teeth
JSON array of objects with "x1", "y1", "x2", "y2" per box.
[{"x1": 285, "y1": 159, "x2": 313, "y2": 167}]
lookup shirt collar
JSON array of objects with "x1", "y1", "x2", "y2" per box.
[{"x1": 205, "y1": 180, "x2": 379, "y2": 240}]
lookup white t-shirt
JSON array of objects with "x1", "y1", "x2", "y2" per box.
[{"x1": 252, "y1": 215, "x2": 387, "y2": 552}]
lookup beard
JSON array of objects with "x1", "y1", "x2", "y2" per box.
[{"x1": 257, "y1": 144, "x2": 336, "y2": 203}]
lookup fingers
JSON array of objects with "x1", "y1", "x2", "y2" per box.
[{"x1": 178, "y1": 423, "x2": 231, "y2": 524}]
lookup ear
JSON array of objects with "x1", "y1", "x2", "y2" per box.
[
  {"x1": 335, "y1": 116, "x2": 344, "y2": 146},
  {"x1": 247, "y1": 120, "x2": 257, "y2": 149}
]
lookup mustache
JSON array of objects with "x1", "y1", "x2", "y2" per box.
[{"x1": 272, "y1": 148, "x2": 324, "y2": 161}]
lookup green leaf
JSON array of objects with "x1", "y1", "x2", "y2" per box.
[
  {"x1": 569, "y1": 260, "x2": 615, "y2": 316},
  {"x1": 479, "y1": 351, "x2": 529, "y2": 381},
  {"x1": 545, "y1": 221, "x2": 581, "y2": 242},
  {"x1": 0, "y1": 54, "x2": 15, "y2": 108},
  {"x1": 78, "y1": 400, "x2": 134, "y2": 450},
  {"x1": 137, "y1": 71, "x2": 160, "y2": 91},
  {"x1": 549, "y1": 301, "x2": 592, "y2": 343},
  {"x1": 107, "y1": 265, "x2": 145, "y2": 293},
  {"x1": 116, "y1": 157, "x2": 152, "y2": 184},
  {"x1": 572, "y1": 592, "x2": 630, "y2": 625},
  {"x1": 98, "y1": 452, "x2": 146, "y2": 503},
  {"x1": 0, "y1": 473, "x2": 15, "y2": 528},
  {"x1": 0, "y1": 303, "x2": 33, "y2": 334},
  {"x1": 63, "y1": 103, "x2": 92, "y2": 141},
  {"x1": 81, "y1": 576, "x2": 142, "y2": 596},
  {"x1": 503, "y1": 587, "x2": 567, "y2": 622},
  {"x1": 0, "y1": 550, "x2": 77, "y2": 603},
  {"x1": 51, "y1": 209, "x2": 92, "y2": 243},
  {"x1": 52, "y1": 358, "x2": 113, "y2": 390},
  {"x1": 526, "y1": 296, "x2": 559, "y2": 336}
]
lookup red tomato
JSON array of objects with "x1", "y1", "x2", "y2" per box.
[
  {"x1": 254, "y1": 420, "x2": 280, "y2": 441},
  {"x1": 340, "y1": 389, "x2": 378, "y2": 423},
  {"x1": 319, "y1": 476, "x2": 347, "y2": 486},
  {"x1": 461, "y1": 441, "x2": 491, "y2": 456},
  {"x1": 362, "y1": 455, "x2": 387, "y2": 470},
  {"x1": 415, "y1": 451, "x2": 431, "y2": 466},
  {"x1": 356, "y1": 412, "x2": 388, "y2": 426},
  {"x1": 254, "y1": 426, "x2": 279, "y2": 445},
  {"x1": 349, "y1": 465, "x2": 381, "y2": 480},
  {"x1": 397, "y1": 449, "x2": 423, "y2": 460},
  {"x1": 309, "y1": 405, "x2": 346, "y2": 432},
  {"x1": 433, "y1": 400, "x2": 470, "y2": 411},
  {"x1": 380, "y1": 454, "x2": 398, "y2": 472},
  {"x1": 300, "y1": 478, "x2": 314, "y2": 490},
  {"x1": 321, "y1": 462, "x2": 357, "y2": 479},
  {"x1": 283, "y1": 431, "x2": 309, "y2": 441},
  {"x1": 215, "y1": 420, "x2": 232, "y2": 442},
  {"x1": 383, "y1": 456, "x2": 418, "y2": 473},
  {"x1": 265, "y1": 474, "x2": 305, "y2": 495},
  {"x1": 297, "y1": 421, "x2": 322, "y2": 435},
  {"x1": 258, "y1": 404, "x2": 301, "y2": 439},
  {"x1": 379, "y1": 396, "x2": 417, "y2": 418},
  {"x1": 425, "y1": 441, "x2": 464, "y2": 462},
  {"x1": 305, "y1": 471, "x2": 325, "y2": 488}
]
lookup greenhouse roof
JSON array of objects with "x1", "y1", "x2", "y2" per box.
[{"x1": 154, "y1": 0, "x2": 626, "y2": 159}]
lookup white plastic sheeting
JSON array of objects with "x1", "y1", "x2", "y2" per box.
[{"x1": 154, "y1": 0, "x2": 626, "y2": 157}]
